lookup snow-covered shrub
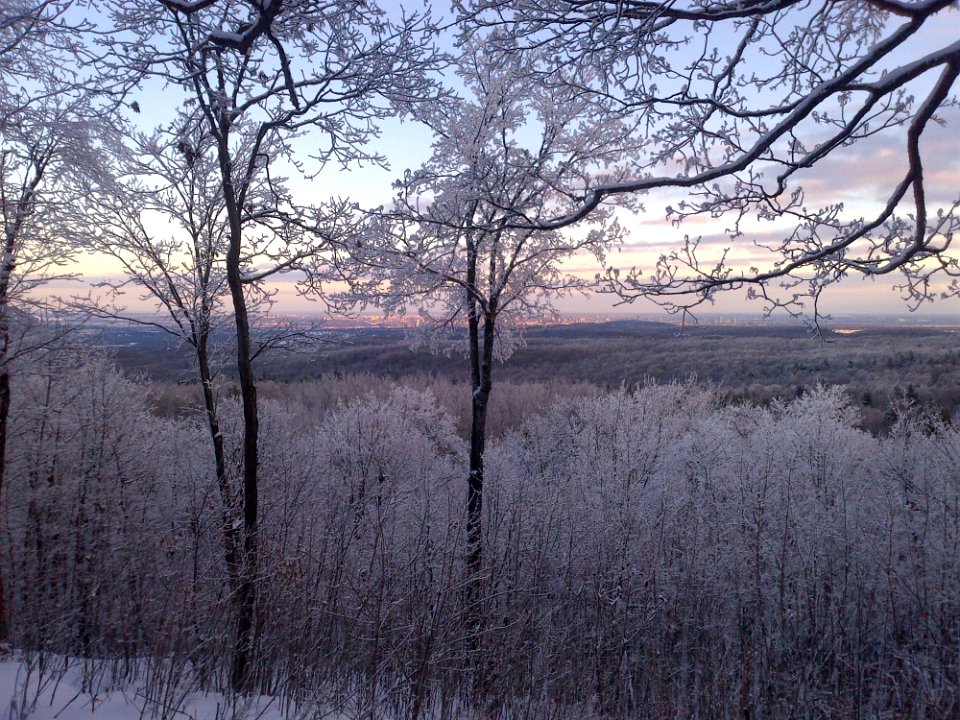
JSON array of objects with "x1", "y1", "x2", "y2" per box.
[
  {"x1": 252, "y1": 389, "x2": 465, "y2": 709},
  {"x1": 4, "y1": 373, "x2": 958, "y2": 718},
  {"x1": 4, "y1": 353, "x2": 196, "y2": 658},
  {"x1": 480, "y1": 383, "x2": 958, "y2": 718},
  {"x1": 482, "y1": 382, "x2": 715, "y2": 709}
]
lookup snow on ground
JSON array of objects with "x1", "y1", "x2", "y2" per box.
[{"x1": 0, "y1": 655, "x2": 292, "y2": 720}]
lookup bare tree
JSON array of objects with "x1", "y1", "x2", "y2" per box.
[
  {"x1": 103, "y1": 0, "x2": 442, "y2": 691},
  {"x1": 88, "y1": 112, "x2": 342, "y2": 647},
  {"x1": 87, "y1": 117, "x2": 247, "y2": 618},
  {"x1": 350, "y1": 35, "x2": 629, "y2": 671},
  {"x1": 460, "y1": 1, "x2": 960, "y2": 321},
  {"x1": 1, "y1": 2, "x2": 93, "y2": 124},
  {"x1": 0, "y1": 1, "x2": 106, "y2": 642}
]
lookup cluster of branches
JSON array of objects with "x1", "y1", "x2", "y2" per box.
[{"x1": 463, "y1": 0, "x2": 960, "y2": 323}]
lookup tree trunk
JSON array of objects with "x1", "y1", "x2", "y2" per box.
[
  {"x1": 0, "y1": 227, "x2": 17, "y2": 644},
  {"x1": 227, "y1": 256, "x2": 259, "y2": 694},
  {"x1": 466, "y1": 380, "x2": 490, "y2": 594},
  {"x1": 0, "y1": 356, "x2": 8, "y2": 643},
  {"x1": 465, "y1": 305, "x2": 496, "y2": 678},
  {"x1": 218, "y1": 131, "x2": 260, "y2": 694},
  {"x1": 196, "y1": 337, "x2": 240, "y2": 593}
]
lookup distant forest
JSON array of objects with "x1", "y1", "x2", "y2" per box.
[{"x1": 102, "y1": 319, "x2": 960, "y2": 435}]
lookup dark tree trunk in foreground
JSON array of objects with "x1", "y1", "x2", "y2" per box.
[
  {"x1": 196, "y1": 335, "x2": 240, "y2": 594},
  {"x1": 465, "y1": 287, "x2": 497, "y2": 677},
  {"x1": 0, "y1": 222, "x2": 21, "y2": 644},
  {"x1": 0, "y1": 353, "x2": 8, "y2": 643},
  {"x1": 219, "y1": 132, "x2": 260, "y2": 694},
  {"x1": 0, "y1": 188, "x2": 27, "y2": 645}
]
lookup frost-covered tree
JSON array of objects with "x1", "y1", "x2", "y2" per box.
[
  {"x1": 351, "y1": 35, "x2": 629, "y2": 657},
  {"x1": 88, "y1": 113, "x2": 363, "y2": 677},
  {"x1": 101, "y1": 0, "x2": 442, "y2": 690},
  {"x1": 461, "y1": 1, "x2": 960, "y2": 320},
  {"x1": 4, "y1": 351, "x2": 190, "y2": 657},
  {"x1": 0, "y1": 0, "x2": 105, "y2": 642},
  {"x1": 87, "y1": 117, "x2": 255, "y2": 615}
]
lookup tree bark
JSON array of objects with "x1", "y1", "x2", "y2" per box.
[
  {"x1": 196, "y1": 335, "x2": 240, "y2": 594},
  {"x1": 465, "y1": 298, "x2": 496, "y2": 677},
  {"x1": 217, "y1": 131, "x2": 260, "y2": 694},
  {"x1": 0, "y1": 355, "x2": 8, "y2": 643}
]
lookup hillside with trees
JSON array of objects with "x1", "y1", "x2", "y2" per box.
[
  {"x1": 4, "y1": 353, "x2": 959, "y2": 718},
  {"x1": 1, "y1": 1, "x2": 958, "y2": 718}
]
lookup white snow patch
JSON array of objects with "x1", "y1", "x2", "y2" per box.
[{"x1": 0, "y1": 655, "x2": 295, "y2": 720}]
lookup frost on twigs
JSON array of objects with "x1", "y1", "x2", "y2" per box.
[
  {"x1": 5, "y1": 358, "x2": 960, "y2": 717},
  {"x1": 464, "y1": 0, "x2": 960, "y2": 323},
  {"x1": 345, "y1": 33, "x2": 632, "y2": 365}
]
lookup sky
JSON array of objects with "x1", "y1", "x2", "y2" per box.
[{"x1": 57, "y1": 1, "x2": 960, "y2": 322}]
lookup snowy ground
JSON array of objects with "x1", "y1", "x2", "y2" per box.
[{"x1": 0, "y1": 655, "x2": 298, "y2": 720}]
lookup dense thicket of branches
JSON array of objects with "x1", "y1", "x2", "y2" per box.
[
  {"x1": 4, "y1": 351, "x2": 958, "y2": 718},
  {"x1": 0, "y1": 0, "x2": 109, "y2": 644}
]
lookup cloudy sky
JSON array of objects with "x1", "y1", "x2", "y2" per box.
[{"x1": 66, "y1": 2, "x2": 960, "y2": 321}]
